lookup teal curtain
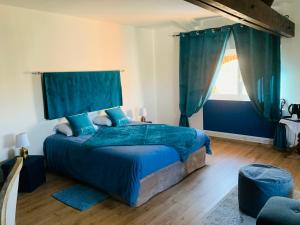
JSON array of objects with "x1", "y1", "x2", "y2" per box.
[
  {"x1": 273, "y1": 123, "x2": 287, "y2": 150},
  {"x1": 179, "y1": 26, "x2": 231, "y2": 127},
  {"x1": 232, "y1": 24, "x2": 281, "y2": 121}
]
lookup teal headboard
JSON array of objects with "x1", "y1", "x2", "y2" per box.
[{"x1": 42, "y1": 71, "x2": 123, "y2": 120}]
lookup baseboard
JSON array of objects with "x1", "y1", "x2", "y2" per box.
[{"x1": 204, "y1": 130, "x2": 273, "y2": 145}]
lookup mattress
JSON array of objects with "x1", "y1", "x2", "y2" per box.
[{"x1": 44, "y1": 129, "x2": 210, "y2": 206}]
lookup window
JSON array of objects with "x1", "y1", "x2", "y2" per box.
[{"x1": 210, "y1": 49, "x2": 250, "y2": 101}]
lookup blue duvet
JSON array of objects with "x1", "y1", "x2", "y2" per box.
[
  {"x1": 44, "y1": 126, "x2": 211, "y2": 206},
  {"x1": 84, "y1": 124, "x2": 212, "y2": 161}
]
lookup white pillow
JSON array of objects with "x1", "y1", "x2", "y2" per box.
[
  {"x1": 93, "y1": 115, "x2": 112, "y2": 126},
  {"x1": 54, "y1": 123, "x2": 73, "y2": 136},
  {"x1": 54, "y1": 122, "x2": 99, "y2": 136}
]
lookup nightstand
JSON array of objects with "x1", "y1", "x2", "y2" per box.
[
  {"x1": 280, "y1": 118, "x2": 300, "y2": 154},
  {"x1": 1, "y1": 155, "x2": 46, "y2": 192}
]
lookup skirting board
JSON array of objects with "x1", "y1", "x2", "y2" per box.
[{"x1": 204, "y1": 130, "x2": 273, "y2": 145}]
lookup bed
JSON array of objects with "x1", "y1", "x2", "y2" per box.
[{"x1": 44, "y1": 126, "x2": 210, "y2": 207}]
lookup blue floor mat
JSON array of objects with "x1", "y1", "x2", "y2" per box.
[{"x1": 52, "y1": 184, "x2": 109, "y2": 211}]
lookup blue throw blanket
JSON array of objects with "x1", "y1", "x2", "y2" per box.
[{"x1": 84, "y1": 124, "x2": 212, "y2": 161}]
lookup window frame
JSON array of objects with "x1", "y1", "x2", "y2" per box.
[{"x1": 209, "y1": 49, "x2": 250, "y2": 102}]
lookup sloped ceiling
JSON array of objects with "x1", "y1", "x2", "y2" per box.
[{"x1": 0, "y1": 0, "x2": 217, "y2": 26}]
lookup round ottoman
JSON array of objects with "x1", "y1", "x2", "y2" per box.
[{"x1": 238, "y1": 164, "x2": 293, "y2": 218}]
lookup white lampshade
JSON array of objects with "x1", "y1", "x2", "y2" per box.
[
  {"x1": 16, "y1": 132, "x2": 30, "y2": 148},
  {"x1": 139, "y1": 107, "x2": 147, "y2": 117}
]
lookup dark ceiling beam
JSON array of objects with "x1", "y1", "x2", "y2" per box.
[
  {"x1": 185, "y1": 0, "x2": 295, "y2": 37},
  {"x1": 261, "y1": 0, "x2": 274, "y2": 6}
]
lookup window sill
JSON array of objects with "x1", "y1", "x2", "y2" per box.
[{"x1": 209, "y1": 95, "x2": 250, "y2": 102}]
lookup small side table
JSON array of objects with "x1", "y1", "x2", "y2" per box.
[
  {"x1": 1, "y1": 155, "x2": 46, "y2": 192},
  {"x1": 280, "y1": 119, "x2": 300, "y2": 154}
]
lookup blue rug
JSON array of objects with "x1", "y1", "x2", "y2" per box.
[{"x1": 52, "y1": 184, "x2": 109, "y2": 211}]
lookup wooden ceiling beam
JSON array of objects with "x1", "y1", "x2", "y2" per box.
[
  {"x1": 185, "y1": 0, "x2": 295, "y2": 37},
  {"x1": 261, "y1": 0, "x2": 274, "y2": 6}
]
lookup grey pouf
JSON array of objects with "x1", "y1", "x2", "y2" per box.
[
  {"x1": 238, "y1": 164, "x2": 293, "y2": 218},
  {"x1": 256, "y1": 196, "x2": 300, "y2": 225}
]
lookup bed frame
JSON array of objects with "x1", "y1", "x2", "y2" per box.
[
  {"x1": 136, "y1": 147, "x2": 206, "y2": 206},
  {"x1": 48, "y1": 145, "x2": 206, "y2": 207}
]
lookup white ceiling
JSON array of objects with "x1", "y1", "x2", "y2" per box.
[{"x1": 0, "y1": 0, "x2": 217, "y2": 27}]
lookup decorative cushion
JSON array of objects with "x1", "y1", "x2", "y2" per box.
[
  {"x1": 93, "y1": 115, "x2": 112, "y2": 127},
  {"x1": 66, "y1": 113, "x2": 96, "y2": 136},
  {"x1": 54, "y1": 123, "x2": 73, "y2": 136},
  {"x1": 238, "y1": 164, "x2": 293, "y2": 218},
  {"x1": 256, "y1": 196, "x2": 300, "y2": 225},
  {"x1": 105, "y1": 107, "x2": 130, "y2": 126}
]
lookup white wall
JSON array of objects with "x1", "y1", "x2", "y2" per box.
[
  {"x1": 0, "y1": 4, "x2": 155, "y2": 160},
  {"x1": 277, "y1": 1, "x2": 300, "y2": 105},
  {"x1": 153, "y1": 25, "x2": 183, "y2": 126},
  {"x1": 135, "y1": 29, "x2": 157, "y2": 122}
]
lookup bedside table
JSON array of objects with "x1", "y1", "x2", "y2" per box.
[
  {"x1": 1, "y1": 155, "x2": 46, "y2": 192},
  {"x1": 280, "y1": 119, "x2": 300, "y2": 154}
]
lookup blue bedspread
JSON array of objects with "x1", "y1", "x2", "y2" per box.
[
  {"x1": 84, "y1": 124, "x2": 211, "y2": 161},
  {"x1": 44, "y1": 127, "x2": 211, "y2": 206}
]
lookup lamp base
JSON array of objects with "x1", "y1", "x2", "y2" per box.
[
  {"x1": 141, "y1": 116, "x2": 146, "y2": 122},
  {"x1": 20, "y1": 147, "x2": 29, "y2": 159}
]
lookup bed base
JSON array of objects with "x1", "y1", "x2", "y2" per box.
[{"x1": 136, "y1": 147, "x2": 206, "y2": 206}]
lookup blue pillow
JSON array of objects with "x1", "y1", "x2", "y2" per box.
[
  {"x1": 66, "y1": 113, "x2": 96, "y2": 136},
  {"x1": 105, "y1": 107, "x2": 130, "y2": 126}
]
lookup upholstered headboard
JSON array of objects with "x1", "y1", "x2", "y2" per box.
[{"x1": 42, "y1": 71, "x2": 123, "y2": 120}]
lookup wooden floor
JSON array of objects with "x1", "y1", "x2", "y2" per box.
[{"x1": 17, "y1": 138, "x2": 300, "y2": 225}]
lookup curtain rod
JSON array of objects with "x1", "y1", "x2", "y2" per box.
[
  {"x1": 32, "y1": 69, "x2": 125, "y2": 75},
  {"x1": 172, "y1": 23, "x2": 237, "y2": 38}
]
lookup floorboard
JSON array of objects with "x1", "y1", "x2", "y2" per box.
[{"x1": 16, "y1": 138, "x2": 300, "y2": 225}]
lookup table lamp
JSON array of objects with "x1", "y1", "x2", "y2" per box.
[
  {"x1": 139, "y1": 107, "x2": 147, "y2": 122},
  {"x1": 16, "y1": 132, "x2": 30, "y2": 159}
]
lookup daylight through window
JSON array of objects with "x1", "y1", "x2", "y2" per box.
[{"x1": 210, "y1": 49, "x2": 250, "y2": 101}]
